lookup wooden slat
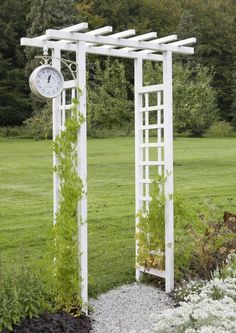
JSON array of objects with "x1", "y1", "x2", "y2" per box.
[
  {"x1": 139, "y1": 35, "x2": 177, "y2": 54},
  {"x1": 141, "y1": 105, "x2": 164, "y2": 112},
  {"x1": 140, "y1": 196, "x2": 152, "y2": 202},
  {"x1": 120, "y1": 32, "x2": 157, "y2": 52},
  {"x1": 138, "y1": 84, "x2": 164, "y2": 94},
  {"x1": 140, "y1": 161, "x2": 164, "y2": 166},
  {"x1": 64, "y1": 80, "x2": 76, "y2": 89},
  {"x1": 170, "y1": 37, "x2": 196, "y2": 46},
  {"x1": 140, "y1": 124, "x2": 164, "y2": 130},
  {"x1": 35, "y1": 22, "x2": 88, "y2": 40},
  {"x1": 140, "y1": 142, "x2": 164, "y2": 148},
  {"x1": 96, "y1": 29, "x2": 136, "y2": 49},
  {"x1": 138, "y1": 266, "x2": 166, "y2": 279}
]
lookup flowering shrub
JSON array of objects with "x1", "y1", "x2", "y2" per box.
[{"x1": 149, "y1": 254, "x2": 236, "y2": 333}]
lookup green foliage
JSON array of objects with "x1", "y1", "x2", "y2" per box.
[
  {"x1": 173, "y1": 63, "x2": 218, "y2": 136},
  {"x1": 87, "y1": 58, "x2": 133, "y2": 136},
  {"x1": 51, "y1": 93, "x2": 84, "y2": 314},
  {"x1": 143, "y1": 61, "x2": 218, "y2": 136},
  {"x1": 137, "y1": 174, "x2": 236, "y2": 282},
  {"x1": 0, "y1": 256, "x2": 51, "y2": 332},
  {"x1": 24, "y1": 102, "x2": 52, "y2": 140},
  {"x1": 0, "y1": 0, "x2": 32, "y2": 126},
  {"x1": 206, "y1": 121, "x2": 234, "y2": 137},
  {"x1": 189, "y1": 202, "x2": 236, "y2": 279},
  {"x1": 136, "y1": 176, "x2": 166, "y2": 270},
  {"x1": 177, "y1": 0, "x2": 236, "y2": 122},
  {"x1": 136, "y1": 176, "x2": 199, "y2": 279},
  {"x1": 0, "y1": 126, "x2": 31, "y2": 138}
]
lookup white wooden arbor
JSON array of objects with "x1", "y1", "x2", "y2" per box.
[{"x1": 21, "y1": 22, "x2": 195, "y2": 305}]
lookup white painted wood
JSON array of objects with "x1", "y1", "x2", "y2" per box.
[
  {"x1": 52, "y1": 48, "x2": 61, "y2": 225},
  {"x1": 64, "y1": 80, "x2": 76, "y2": 89},
  {"x1": 61, "y1": 90, "x2": 66, "y2": 130},
  {"x1": 140, "y1": 124, "x2": 164, "y2": 130},
  {"x1": 139, "y1": 179, "x2": 153, "y2": 184},
  {"x1": 76, "y1": 41, "x2": 88, "y2": 308},
  {"x1": 140, "y1": 161, "x2": 165, "y2": 166},
  {"x1": 97, "y1": 29, "x2": 136, "y2": 49},
  {"x1": 135, "y1": 58, "x2": 143, "y2": 281},
  {"x1": 139, "y1": 35, "x2": 177, "y2": 53},
  {"x1": 141, "y1": 105, "x2": 164, "y2": 112},
  {"x1": 163, "y1": 51, "x2": 174, "y2": 293},
  {"x1": 171, "y1": 37, "x2": 196, "y2": 46},
  {"x1": 138, "y1": 84, "x2": 164, "y2": 93},
  {"x1": 86, "y1": 45, "x2": 163, "y2": 61},
  {"x1": 129, "y1": 32, "x2": 157, "y2": 41},
  {"x1": 36, "y1": 22, "x2": 88, "y2": 40},
  {"x1": 140, "y1": 196, "x2": 152, "y2": 202},
  {"x1": 120, "y1": 32, "x2": 157, "y2": 51},
  {"x1": 85, "y1": 26, "x2": 113, "y2": 47},
  {"x1": 139, "y1": 266, "x2": 166, "y2": 279},
  {"x1": 62, "y1": 23, "x2": 88, "y2": 33},
  {"x1": 45, "y1": 29, "x2": 195, "y2": 54},
  {"x1": 87, "y1": 26, "x2": 112, "y2": 35},
  {"x1": 141, "y1": 142, "x2": 164, "y2": 148},
  {"x1": 21, "y1": 37, "x2": 163, "y2": 62},
  {"x1": 144, "y1": 93, "x2": 149, "y2": 211},
  {"x1": 157, "y1": 91, "x2": 162, "y2": 175}
]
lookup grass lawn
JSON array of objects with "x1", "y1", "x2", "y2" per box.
[{"x1": 0, "y1": 137, "x2": 236, "y2": 296}]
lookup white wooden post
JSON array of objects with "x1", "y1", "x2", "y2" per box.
[
  {"x1": 134, "y1": 58, "x2": 143, "y2": 281},
  {"x1": 52, "y1": 48, "x2": 61, "y2": 224},
  {"x1": 163, "y1": 51, "x2": 174, "y2": 292},
  {"x1": 76, "y1": 41, "x2": 88, "y2": 306}
]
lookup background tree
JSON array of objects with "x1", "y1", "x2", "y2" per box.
[
  {"x1": 177, "y1": 0, "x2": 236, "y2": 122},
  {"x1": 173, "y1": 63, "x2": 218, "y2": 136},
  {"x1": 143, "y1": 61, "x2": 218, "y2": 136},
  {"x1": 0, "y1": 0, "x2": 31, "y2": 126},
  {"x1": 87, "y1": 58, "x2": 133, "y2": 136}
]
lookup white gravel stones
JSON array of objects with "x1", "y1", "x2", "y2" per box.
[{"x1": 90, "y1": 282, "x2": 174, "y2": 333}]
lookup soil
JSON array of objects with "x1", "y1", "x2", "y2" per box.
[{"x1": 3, "y1": 311, "x2": 92, "y2": 333}]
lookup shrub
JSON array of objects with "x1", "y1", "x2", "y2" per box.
[
  {"x1": 206, "y1": 121, "x2": 234, "y2": 137},
  {"x1": 0, "y1": 256, "x2": 51, "y2": 332},
  {"x1": 136, "y1": 178, "x2": 236, "y2": 282},
  {"x1": 0, "y1": 126, "x2": 31, "y2": 138},
  {"x1": 23, "y1": 102, "x2": 52, "y2": 140}
]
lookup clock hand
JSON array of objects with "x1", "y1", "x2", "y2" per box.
[{"x1": 47, "y1": 75, "x2": 51, "y2": 83}]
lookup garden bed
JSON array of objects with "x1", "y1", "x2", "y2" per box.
[{"x1": 3, "y1": 311, "x2": 91, "y2": 333}]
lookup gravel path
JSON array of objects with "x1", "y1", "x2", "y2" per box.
[{"x1": 90, "y1": 283, "x2": 174, "y2": 333}]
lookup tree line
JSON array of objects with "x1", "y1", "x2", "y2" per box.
[{"x1": 0, "y1": 0, "x2": 236, "y2": 136}]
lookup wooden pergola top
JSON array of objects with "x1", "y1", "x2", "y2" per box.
[{"x1": 21, "y1": 22, "x2": 196, "y2": 62}]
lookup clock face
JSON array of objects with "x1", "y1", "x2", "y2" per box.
[{"x1": 29, "y1": 65, "x2": 64, "y2": 100}]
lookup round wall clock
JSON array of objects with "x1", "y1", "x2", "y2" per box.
[{"x1": 29, "y1": 65, "x2": 64, "y2": 100}]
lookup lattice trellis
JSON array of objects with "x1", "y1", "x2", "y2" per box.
[{"x1": 21, "y1": 22, "x2": 196, "y2": 306}]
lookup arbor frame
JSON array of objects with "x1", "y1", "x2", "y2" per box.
[{"x1": 21, "y1": 22, "x2": 195, "y2": 304}]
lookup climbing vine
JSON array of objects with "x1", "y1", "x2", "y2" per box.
[
  {"x1": 51, "y1": 91, "x2": 85, "y2": 314},
  {"x1": 136, "y1": 176, "x2": 166, "y2": 271}
]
